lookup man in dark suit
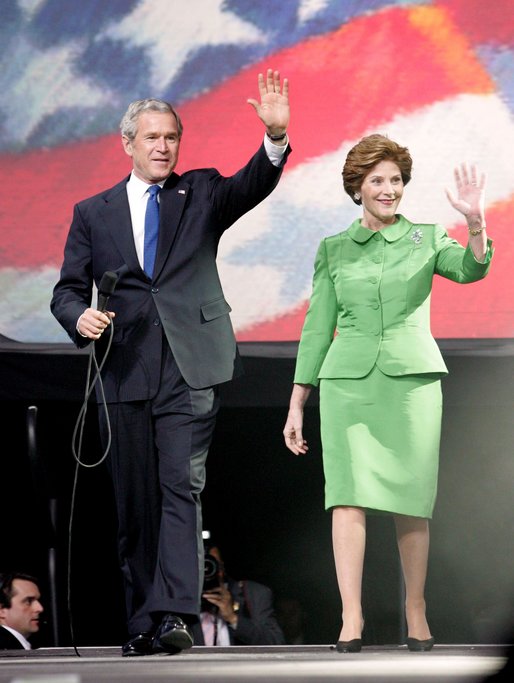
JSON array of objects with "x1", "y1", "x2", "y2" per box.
[
  {"x1": 195, "y1": 539, "x2": 285, "y2": 646},
  {"x1": 51, "y1": 69, "x2": 290, "y2": 657},
  {"x1": 0, "y1": 572, "x2": 44, "y2": 650}
]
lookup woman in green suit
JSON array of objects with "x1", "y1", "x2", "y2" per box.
[{"x1": 283, "y1": 134, "x2": 493, "y2": 652}]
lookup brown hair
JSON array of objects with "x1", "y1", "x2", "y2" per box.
[
  {"x1": 0, "y1": 572, "x2": 40, "y2": 608},
  {"x1": 342, "y1": 134, "x2": 412, "y2": 205}
]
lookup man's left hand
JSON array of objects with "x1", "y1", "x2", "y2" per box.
[{"x1": 247, "y1": 68, "x2": 290, "y2": 137}]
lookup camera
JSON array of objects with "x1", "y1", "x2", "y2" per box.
[{"x1": 203, "y1": 553, "x2": 221, "y2": 592}]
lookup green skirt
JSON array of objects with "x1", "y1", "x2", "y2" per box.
[{"x1": 319, "y1": 366, "x2": 442, "y2": 518}]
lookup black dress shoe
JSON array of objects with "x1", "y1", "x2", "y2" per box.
[
  {"x1": 152, "y1": 614, "x2": 194, "y2": 654},
  {"x1": 122, "y1": 632, "x2": 154, "y2": 657},
  {"x1": 406, "y1": 636, "x2": 435, "y2": 651},
  {"x1": 335, "y1": 639, "x2": 362, "y2": 653}
]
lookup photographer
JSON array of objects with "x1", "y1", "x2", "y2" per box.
[{"x1": 195, "y1": 538, "x2": 285, "y2": 646}]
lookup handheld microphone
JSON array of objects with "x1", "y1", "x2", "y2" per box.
[{"x1": 97, "y1": 271, "x2": 119, "y2": 312}]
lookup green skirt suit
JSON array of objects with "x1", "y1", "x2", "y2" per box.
[{"x1": 294, "y1": 216, "x2": 493, "y2": 518}]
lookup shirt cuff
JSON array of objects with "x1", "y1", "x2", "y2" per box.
[
  {"x1": 263, "y1": 133, "x2": 288, "y2": 167},
  {"x1": 76, "y1": 313, "x2": 88, "y2": 338}
]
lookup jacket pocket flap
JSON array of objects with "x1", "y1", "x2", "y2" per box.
[{"x1": 201, "y1": 297, "x2": 232, "y2": 322}]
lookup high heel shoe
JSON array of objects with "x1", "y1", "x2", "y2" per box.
[
  {"x1": 335, "y1": 639, "x2": 362, "y2": 653},
  {"x1": 406, "y1": 636, "x2": 435, "y2": 652}
]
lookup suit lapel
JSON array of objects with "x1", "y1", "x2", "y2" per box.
[
  {"x1": 98, "y1": 177, "x2": 143, "y2": 275},
  {"x1": 153, "y1": 173, "x2": 190, "y2": 279},
  {"x1": 0, "y1": 625, "x2": 25, "y2": 649},
  {"x1": 96, "y1": 173, "x2": 190, "y2": 280}
]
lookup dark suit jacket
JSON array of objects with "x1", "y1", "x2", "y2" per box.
[
  {"x1": 51, "y1": 143, "x2": 290, "y2": 395},
  {"x1": 193, "y1": 577, "x2": 285, "y2": 646},
  {"x1": 0, "y1": 626, "x2": 25, "y2": 650}
]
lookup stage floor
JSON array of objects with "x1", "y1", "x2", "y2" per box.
[{"x1": 0, "y1": 644, "x2": 509, "y2": 683}]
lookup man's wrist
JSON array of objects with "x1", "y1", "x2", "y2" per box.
[
  {"x1": 266, "y1": 130, "x2": 287, "y2": 142},
  {"x1": 227, "y1": 615, "x2": 238, "y2": 629},
  {"x1": 226, "y1": 599, "x2": 240, "y2": 628}
]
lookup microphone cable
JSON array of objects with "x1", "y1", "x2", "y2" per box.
[
  {"x1": 67, "y1": 322, "x2": 115, "y2": 656},
  {"x1": 66, "y1": 271, "x2": 120, "y2": 656}
]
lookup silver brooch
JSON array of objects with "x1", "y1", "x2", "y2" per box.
[{"x1": 411, "y1": 228, "x2": 423, "y2": 244}]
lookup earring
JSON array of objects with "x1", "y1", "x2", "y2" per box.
[{"x1": 354, "y1": 193, "x2": 360, "y2": 200}]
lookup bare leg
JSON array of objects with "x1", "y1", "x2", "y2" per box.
[
  {"x1": 332, "y1": 506, "x2": 366, "y2": 641},
  {"x1": 394, "y1": 514, "x2": 432, "y2": 640}
]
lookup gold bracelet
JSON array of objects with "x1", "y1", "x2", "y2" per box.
[{"x1": 468, "y1": 225, "x2": 486, "y2": 236}]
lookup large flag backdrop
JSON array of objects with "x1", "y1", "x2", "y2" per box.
[{"x1": 1, "y1": 0, "x2": 513, "y2": 344}]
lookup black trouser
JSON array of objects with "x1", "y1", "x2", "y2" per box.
[{"x1": 100, "y1": 343, "x2": 219, "y2": 634}]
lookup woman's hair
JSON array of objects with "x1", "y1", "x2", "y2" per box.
[
  {"x1": 119, "y1": 98, "x2": 183, "y2": 140},
  {"x1": 342, "y1": 134, "x2": 412, "y2": 205}
]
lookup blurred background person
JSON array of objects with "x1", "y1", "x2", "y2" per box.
[
  {"x1": 194, "y1": 535, "x2": 285, "y2": 646},
  {"x1": 0, "y1": 572, "x2": 44, "y2": 651}
]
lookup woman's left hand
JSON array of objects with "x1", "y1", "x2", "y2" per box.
[{"x1": 445, "y1": 162, "x2": 486, "y2": 225}]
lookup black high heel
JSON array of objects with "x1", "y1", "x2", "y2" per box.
[
  {"x1": 335, "y1": 638, "x2": 362, "y2": 653},
  {"x1": 406, "y1": 636, "x2": 435, "y2": 652}
]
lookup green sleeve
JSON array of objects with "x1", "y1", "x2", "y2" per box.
[
  {"x1": 434, "y1": 224, "x2": 493, "y2": 282},
  {"x1": 293, "y1": 239, "x2": 338, "y2": 386}
]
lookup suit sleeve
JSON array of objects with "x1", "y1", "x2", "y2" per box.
[
  {"x1": 434, "y1": 224, "x2": 493, "y2": 283},
  {"x1": 231, "y1": 581, "x2": 286, "y2": 645},
  {"x1": 209, "y1": 142, "x2": 291, "y2": 233},
  {"x1": 293, "y1": 239, "x2": 338, "y2": 387},
  {"x1": 50, "y1": 202, "x2": 94, "y2": 348}
]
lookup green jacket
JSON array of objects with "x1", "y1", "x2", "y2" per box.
[{"x1": 294, "y1": 215, "x2": 493, "y2": 385}]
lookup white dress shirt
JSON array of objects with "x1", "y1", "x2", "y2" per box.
[
  {"x1": 200, "y1": 610, "x2": 231, "y2": 646},
  {"x1": 1, "y1": 625, "x2": 31, "y2": 649}
]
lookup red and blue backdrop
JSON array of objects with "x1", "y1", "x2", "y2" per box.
[{"x1": 1, "y1": 0, "x2": 513, "y2": 344}]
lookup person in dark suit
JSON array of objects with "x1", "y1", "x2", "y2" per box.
[
  {"x1": 194, "y1": 540, "x2": 285, "y2": 646},
  {"x1": 51, "y1": 68, "x2": 291, "y2": 657},
  {"x1": 0, "y1": 572, "x2": 44, "y2": 651}
]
